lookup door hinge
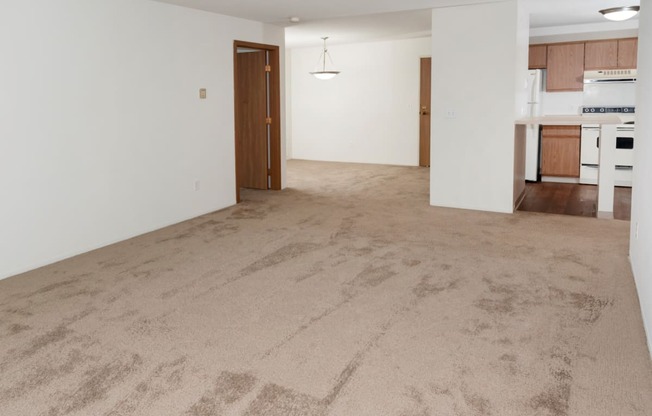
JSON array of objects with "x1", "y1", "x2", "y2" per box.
[
  {"x1": 265, "y1": 65, "x2": 272, "y2": 72},
  {"x1": 265, "y1": 117, "x2": 272, "y2": 125}
]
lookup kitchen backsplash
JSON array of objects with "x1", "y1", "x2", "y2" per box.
[{"x1": 542, "y1": 91, "x2": 584, "y2": 115}]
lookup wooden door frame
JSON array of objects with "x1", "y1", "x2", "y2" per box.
[{"x1": 233, "y1": 40, "x2": 282, "y2": 203}]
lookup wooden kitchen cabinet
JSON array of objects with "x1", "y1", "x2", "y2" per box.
[
  {"x1": 528, "y1": 44, "x2": 547, "y2": 69},
  {"x1": 618, "y1": 38, "x2": 638, "y2": 68},
  {"x1": 540, "y1": 126, "x2": 581, "y2": 177},
  {"x1": 546, "y1": 43, "x2": 585, "y2": 92},
  {"x1": 585, "y1": 38, "x2": 638, "y2": 69},
  {"x1": 585, "y1": 39, "x2": 618, "y2": 69}
]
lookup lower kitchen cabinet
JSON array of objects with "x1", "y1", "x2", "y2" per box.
[{"x1": 541, "y1": 125, "x2": 581, "y2": 177}]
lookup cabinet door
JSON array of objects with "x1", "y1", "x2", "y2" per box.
[
  {"x1": 546, "y1": 43, "x2": 585, "y2": 92},
  {"x1": 618, "y1": 38, "x2": 638, "y2": 68},
  {"x1": 528, "y1": 44, "x2": 547, "y2": 69},
  {"x1": 584, "y1": 40, "x2": 618, "y2": 70},
  {"x1": 540, "y1": 126, "x2": 581, "y2": 177}
]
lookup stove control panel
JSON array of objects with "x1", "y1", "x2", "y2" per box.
[{"x1": 582, "y1": 106, "x2": 635, "y2": 114}]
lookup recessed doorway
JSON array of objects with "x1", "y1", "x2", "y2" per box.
[{"x1": 233, "y1": 40, "x2": 281, "y2": 203}]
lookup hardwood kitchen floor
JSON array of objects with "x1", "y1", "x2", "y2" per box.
[{"x1": 518, "y1": 182, "x2": 632, "y2": 221}]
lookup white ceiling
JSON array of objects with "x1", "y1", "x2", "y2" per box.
[{"x1": 151, "y1": 0, "x2": 641, "y2": 47}]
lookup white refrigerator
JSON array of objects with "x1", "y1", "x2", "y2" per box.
[{"x1": 525, "y1": 69, "x2": 543, "y2": 181}]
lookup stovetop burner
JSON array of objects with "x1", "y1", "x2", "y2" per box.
[{"x1": 582, "y1": 106, "x2": 635, "y2": 114}]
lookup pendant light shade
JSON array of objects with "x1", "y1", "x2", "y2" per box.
[
  {"x1": 599, "y1": 6, "x2": 640, "y2": 21},
  {"x1": 310, "y1": 37, "x2": 340, "y2": 80}
]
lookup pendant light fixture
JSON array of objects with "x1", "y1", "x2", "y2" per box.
[
  {"x1": 310, "y1": 37, "x2": 340, "y2": 80},
  {"x1": 599, "y1": 6, "x2": 640, "y2": 21}
]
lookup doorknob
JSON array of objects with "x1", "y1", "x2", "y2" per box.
[{"x1": 420, "y1": 106, "x2": 429, "y2": 115}]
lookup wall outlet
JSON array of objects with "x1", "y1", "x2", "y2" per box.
[
  {"x1": 445, "y1": 109, "x2": 456, "y2": 119},
  {"x1": 199, "y1": 88, "x2": 207, "y2": 99},
  {"x1": 194, "y1": 180, "x2": 200, "y2": 191}
]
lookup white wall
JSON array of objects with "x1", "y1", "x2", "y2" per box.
[
  {"x1": 0, "y1": 0, "x2": 284, "y2": 280},
  {"x1": 430, "y1": 0, "x2": 528, "y2": 213},
  {"x1": 542, "y1": 91, "x2": 584, "y2": 115},
  {"x1": 630, "y1": 2, "x2": 652, "y2": 355},
  {"x1": 289, "y1": 37, "x2": 431, "y2": 166}
]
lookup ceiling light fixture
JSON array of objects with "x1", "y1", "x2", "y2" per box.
[
  {"x1": 310, "y1": 37, "x2": 340, "y2": 80},
  {"x1": 289, "y1": 16, "x2": 300, "y2": 23},
  {"x1": 599, "y1": 6, "x2": 640, "y2": 21}
]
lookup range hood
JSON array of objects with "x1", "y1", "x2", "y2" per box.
[{"x1": 584, "y1": 69, "x2": 637, "y2": 84}]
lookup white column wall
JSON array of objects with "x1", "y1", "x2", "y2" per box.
[
  {"x1": 630, "y1": 1, "x2": 652, "y2": 356},
  {"x1": 289, "y1": 37, "x2": 431, "y2": 166},
  {"x1": 429, "y1": 0, "x2": 528, "y2": 213},
  {"x1": 0, "y1": 0, "x2": 284, "y2": 279}
]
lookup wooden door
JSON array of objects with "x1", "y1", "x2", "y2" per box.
[
  {"x1": 236, "y1": 50, "x2": 268, "y2": 191},
  {"x1": 546, "y1": 43, "x2": 585, "y2": 92},
  {"x1": 419, "y1": 57, "x2": 431, "y2": 167}
]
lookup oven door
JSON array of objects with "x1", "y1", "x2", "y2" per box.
[
  {"x1": 581, "y1": 125, "x2": 634, "y2": 167},
  {"x1": 615, "y1": 126, "x2": 634, "y2": 166},
  {"x1": 581, "y1": 125, "x2": 600, "y2": 165}
]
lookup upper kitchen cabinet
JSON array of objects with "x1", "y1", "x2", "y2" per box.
[
  {"x1": 546, "y1": 43, "x2": 585, "y2": 92},
  {"x1": 618, "y1": 38, "x2": 638, "y2": 68},
  {"x1": 585, "y1": 39, "x2": 618, "y2": 69},
  {"x1": 585, "y1": 38, "x2": 638, "y2": 69},
  {"x1": 528, "y1": 44, "x2": 547, "y2": 69}
]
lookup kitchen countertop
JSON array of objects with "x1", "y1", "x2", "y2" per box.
[{"x1": 515, "y1": 114, "x2": 625, "y2": 125}]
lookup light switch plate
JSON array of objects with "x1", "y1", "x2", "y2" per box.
[{"x1": 199, "y1": 88, "x2": 207, "y2": 99}]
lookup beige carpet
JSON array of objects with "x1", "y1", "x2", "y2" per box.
[{"x1": 1, "y1": 159, "x2": 651, "y2": 416}]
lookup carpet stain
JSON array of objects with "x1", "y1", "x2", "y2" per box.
[
  {"x1": 229, "y1": 202, "x2": 273, "y2": 220},
  {"x1": 499, "y1": 354, "x2": 517, "y2": 362},
  {"x1": 186, "y1": 371, "x2": 256, "y2": 415},
  {"x1": 214, "y1": 371, "x2": 257, "y2": 404},
  {"x1": 413, "y1": 276, "x2": 459, "y2": 299},
  {"x1": 48, "y1": 353, "x2": 143, "y2": 416},
  {"x1": 402, "y1": 259, "x2": 422, "y2": 267},
  {"x1": 461, "y1": 320, "x2": 492, "y2": 336},
  {"x1": 0, "y1": 349, "x2": 84, "y2": 401},
  {"x1": 186, "y1": 395, "x2": 219, "y2": 416},
  {"x1": 462, "y1": 388, "x2": 492, "y2": 415},
  {"x1": 294, "y1": 261, "x2": 325, "y2": 283},
  {"x1": 108, "y1": 356, "x2": 187, "y2": 416},
  {"x1": 58, "y1": 287, "x2": 103, "y2": 300},
  {"x1": 243, "y1": 384, "x2": 325, "y2": 416},
  {"x1": 330, "y1": 214, "x2": 363, "y2": 241},
  {"x1": 3, "y1": 308, "x2": 33, "y2": 317},
  {"x1": 349, "y1": 264, "x2": 397, "y2": 290},
  {"x1": 530, "y1": 383, "x2": 571, "y2": 416},
  {"x1": 8, "y1": 323, "x2": 30, "y2": 335},
  {"x1": 240, "y1": 243, "x2": 322, "y2": 277},
  {"x1": 474, "y1": 279, "x2": 519, "y2": 315},
  {"x1": 570, "y1": 292, "x2": 612, "y2": 323},
  {"x1": 24, "y1": 279, "x2": 80, "y2": 297},
  {"x1": 474, "y1": 297, "x2": 515, "y2": 315},
  {"x1": 20, "y1": 325, "x2": 73, "y2": 358}
]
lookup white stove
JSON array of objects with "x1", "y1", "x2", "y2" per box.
[{"x1": 580, "y1": 107, "x2": 635, "y2": 187}]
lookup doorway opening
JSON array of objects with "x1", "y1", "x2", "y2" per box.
[
  {"x1": 518, "y1": 182, "x2": 632, "y2": 220},
  {"x1": 233, "y1": 40, "x2": 281, "y2": 203}
]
